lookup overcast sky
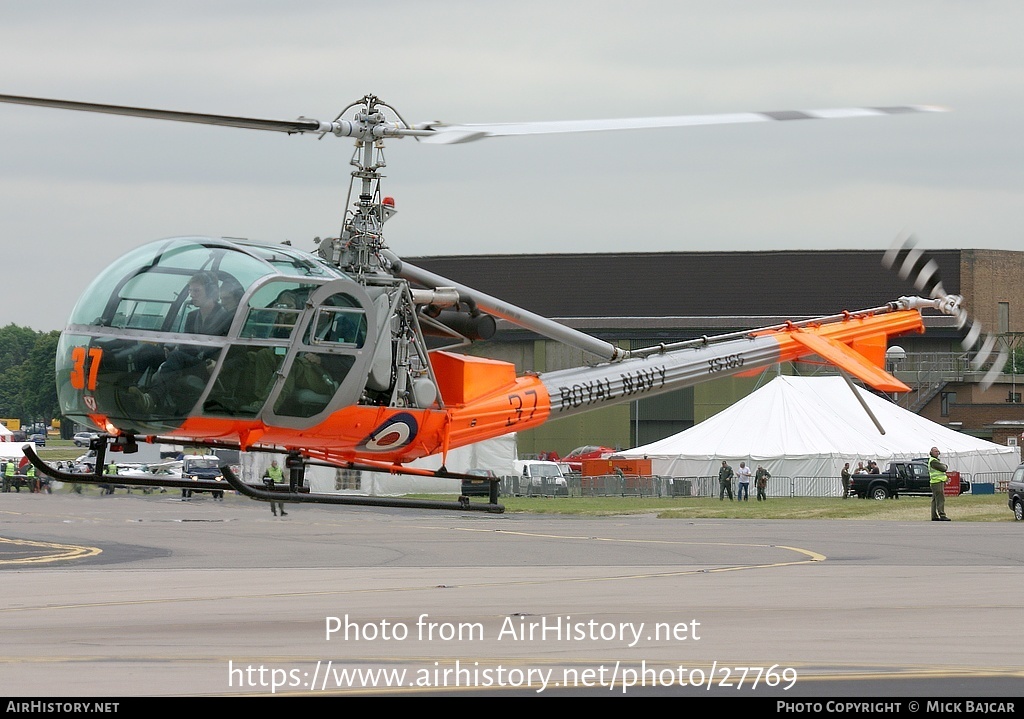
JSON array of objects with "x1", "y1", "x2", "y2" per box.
[{"x1": 1, "y1": 1, "x2": 1021, "y2": 331}]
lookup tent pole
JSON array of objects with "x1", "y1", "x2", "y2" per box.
[{"x1": 840, "y1": 371, "x2": 886, "y2": 435}]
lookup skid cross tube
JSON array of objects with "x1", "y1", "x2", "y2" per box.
[
  {"x1": 219, "y1": 465, "x2": 504, "y2": 513},
  {"x1": 22, "y1": 446, "x2": 503, "y2": 513},
  {"x1": 22, "y1": 445, "x2": 229, "y2": 493}
]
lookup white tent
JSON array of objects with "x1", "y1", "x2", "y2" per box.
[
  {"x1": 0, "y1": 442, "x2": 29, "y2": 459},
  {"x1": 0, "y1": 423, "x2": 12, "y2": 441},
  {"x1": 615, "y1": 376, "x2": 1020, "y2": 481}
]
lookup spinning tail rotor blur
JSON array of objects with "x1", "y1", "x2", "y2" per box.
[{"x1": 883, "y1": 232, "x2": 1008, "y2": 390}]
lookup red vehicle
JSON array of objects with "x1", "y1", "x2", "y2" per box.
[{"x1": 562, "y1": 445, "x2": 615, "y2": 472}]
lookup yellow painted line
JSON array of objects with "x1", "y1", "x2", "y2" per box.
[
  {"x1": 424, "y1": 525, "x2": 827, "y2": 564},
  {"x1": 424, "y1": 524, "x2": 823, "y2": 551},
  {"x1": 2, "y1": 557, "x2": 822, "y2": 612},
  {"x1": 0, "y1": 528, "x2": 824, "y2": 615},
  {"x1": 0, "y1": 537, "x2": 102, "y2": 565}
]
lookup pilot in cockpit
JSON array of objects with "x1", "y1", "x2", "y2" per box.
[
  {"x1": 181, "y1": 271, "x2": 231, "y2": 336},
  {"x1": 218, "y1": 274, "x2": 245, "y2": 318},
  {"x1": 126, "y1": 271, "x2": 232, "y2": 415}
]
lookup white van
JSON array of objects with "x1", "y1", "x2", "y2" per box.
[{"x1": 512, "y1": 460, "x2": 568, "y2": 494}]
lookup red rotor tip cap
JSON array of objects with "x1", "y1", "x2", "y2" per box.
[{"x1": 383, "y1": 197, "x2": 396, "y2": 207}]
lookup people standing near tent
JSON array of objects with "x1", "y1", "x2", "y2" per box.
[
  {"x1": 718, "y1": 460, "x2": 734, "y2": 501},
  {"x1": 755, "y1": 465, "x2": 770, "y2": 501},
  {"x1": 854, "y1": 462, "x2": 866, "y2": 474},
  {"x1": 928, "y1": 446, "x2": 950, "y2": 521},
  {"x1": 736, "y1": 462, "x2": 752, "y2": 501},
  {"x1": 610, "y1": 377, "x2": 1019, "y2": 481},
  {"x1": 841, "y1": 462, "x2": 852, "y2": 499}
]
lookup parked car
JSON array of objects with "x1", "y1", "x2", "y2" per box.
[
  {"x1": 1009, "y1": 463, "x2": 1024, "y2": 521},
  {"x1": 850, "y1": 461, "x2": 970, "y2": 499},
  {"x1": 73, "y1": 431, "x2": 100, "y2": 447},
  {"x1": 29, "y1": 433, "x2": 46, "y2": 446},
  {"x1": 181, "y1": 454, "x2": 225, "y2": 500},
  {"x1": 461, "y1": 468, "x2": 498, "y2": 497}
]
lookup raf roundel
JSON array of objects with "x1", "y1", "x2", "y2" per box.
[{"x1": 360, "y1": 413, "x2": 419, "y2": 453}]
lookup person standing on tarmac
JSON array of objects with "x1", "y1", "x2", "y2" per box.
[
  {"x1": 928, "y1": 446, "x2": 951, "y2": 521},
  {"x1": 263, "y1": 460, "x2": 287, "y2": 517},
  {"x1": 755, "y1": 465, "x2": 771, "y2": 501},
  {"x1": 4, "y1": 460, "x2": 16, "y2": 492},
  {"x1": 102, "y1": 460, "x2": 118, "y2": 495},
  {"x1": 736, "y1": 462, "x2": 752, "y2": 501},
  {"x1": 718, "y1": 460, "x2": 734, "y2": 501}
]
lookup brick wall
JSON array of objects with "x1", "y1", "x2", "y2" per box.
[{"x1": 960, "y1": 250, "x2": 1024, "y2": 333}]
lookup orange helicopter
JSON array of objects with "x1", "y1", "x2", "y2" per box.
[{"x1": 0, "y1": 93, "x2": 995, "y2": 512}]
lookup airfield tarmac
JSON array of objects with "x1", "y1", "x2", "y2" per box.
[{"x1": 0, "y1": 491, "x2": 1021, "y2": 698}]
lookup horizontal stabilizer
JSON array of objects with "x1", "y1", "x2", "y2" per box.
[{"x1": 789, "y1": 332, "x2": 909, "y2": 393}]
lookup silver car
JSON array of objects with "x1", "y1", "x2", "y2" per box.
[
  {"x1": 73, "y1": 431, "x2": 100, "y2": 447},
  {"x1": 1009, "y1": 464, "x2": 1024, "y2": 521}
]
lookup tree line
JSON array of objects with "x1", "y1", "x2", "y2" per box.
[{"x1": 0, "y1": 324, "x2": 61, "y2": 431}]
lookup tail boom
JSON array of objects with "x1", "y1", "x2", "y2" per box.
[{"x1": 537, "y1": 307, "x2": 923, "y2": 421}]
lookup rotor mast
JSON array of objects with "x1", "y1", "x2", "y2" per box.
[{"x1": 318, "y1": 95, "x2": 411, "y2": 277}]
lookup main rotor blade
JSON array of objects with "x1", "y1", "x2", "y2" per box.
[
  {"x1": 0, "y1": 94, "x2": 946, "y2": 145},
  {"x1": 0, "y1": 93, "x2": 328, "y2": 134},
  {"x1": 419, "y1": 105, "x2": 947, "y2": 144}
]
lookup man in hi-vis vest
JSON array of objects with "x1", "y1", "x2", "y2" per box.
[{"x1": 928, "y1": 446, "x2": 950, "y2": 522}]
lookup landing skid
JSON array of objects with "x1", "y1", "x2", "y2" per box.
[
  {"x1": 22, "y1": 445, "x2": 229, "y2": 494},
  {"x1": 22, "y1": 440, "x2": 504, "y2": 514},
  {"x1": 219, "y1": 464, "x2": 502, "y2": 513}
]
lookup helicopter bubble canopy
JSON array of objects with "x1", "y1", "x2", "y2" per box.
[{"x1": 58, "y1": 236, "x2": 383, "y2": 436}]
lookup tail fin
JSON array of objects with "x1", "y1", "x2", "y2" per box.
[
  {"x1": 752, "y1": 307, "x2": 924, "y2": 392},
  {"x1": 788, "y1": 331, "x2": 909, "y2": 393}
]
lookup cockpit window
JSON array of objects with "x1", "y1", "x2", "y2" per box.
[
  {"x1": 112, "y1": 271, "x2": 193, "y2": 330},
  {"x1": 68, "y1": 238, "x2": 275, "y2": 330},
  {"x1": 303, "y1": 293, "x2": 368, "y2": 348},
  {"x1": 203, "y1": 345, "x2": 288, "y2": 418},
  {"x1": 272, "y1": 351, "x2": 355, "y2": 418},
  {"x1": 270, "y1": 289, "x2": 371, "y2": 420},
  {"x1": 58, "y1": 236, "x2": 373, "y2": 433},
  {"x1": 238, "y1": 243, "x2": 332, "y2": 277},
  {"x1": 239, "y1": 282, "x2": 318, "y2": 340}
]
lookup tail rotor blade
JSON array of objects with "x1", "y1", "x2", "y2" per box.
[
  {"x1": 970, "y1": 332, "x2": 997, "y2": 372},
  {"x1": 970, "y1": 332, "x2": 1008, "y2": 390},
  {"x1": 898, "y1": 244, "x2": 925, "y2": 281},
  {"x1": 962, "y1": 320, "x2": 983, "y2": 352},
  {"x1": 980, "y1": 347, "x2": 1010, "y2": 390},
  {"x1": 883, "y1": 232, "x2": 1006, "y2": 390},
  {"x1": 912, "y1": 258, "x2": 943, "y2": 298},
  {"x1": 883, "y1": 233, "x2": 946, "y2": 299},
  {"x1": 881, "y1": 231, "x2": 910, "y2": 271}
]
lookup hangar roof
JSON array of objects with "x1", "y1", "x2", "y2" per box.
[{"x1": 406, "y1": 249, "x2": 964, "y2": 320}]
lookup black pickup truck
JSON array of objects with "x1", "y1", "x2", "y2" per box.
[{"x1": 850, "y1": 461, "x2": 970, "y2": 500}]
